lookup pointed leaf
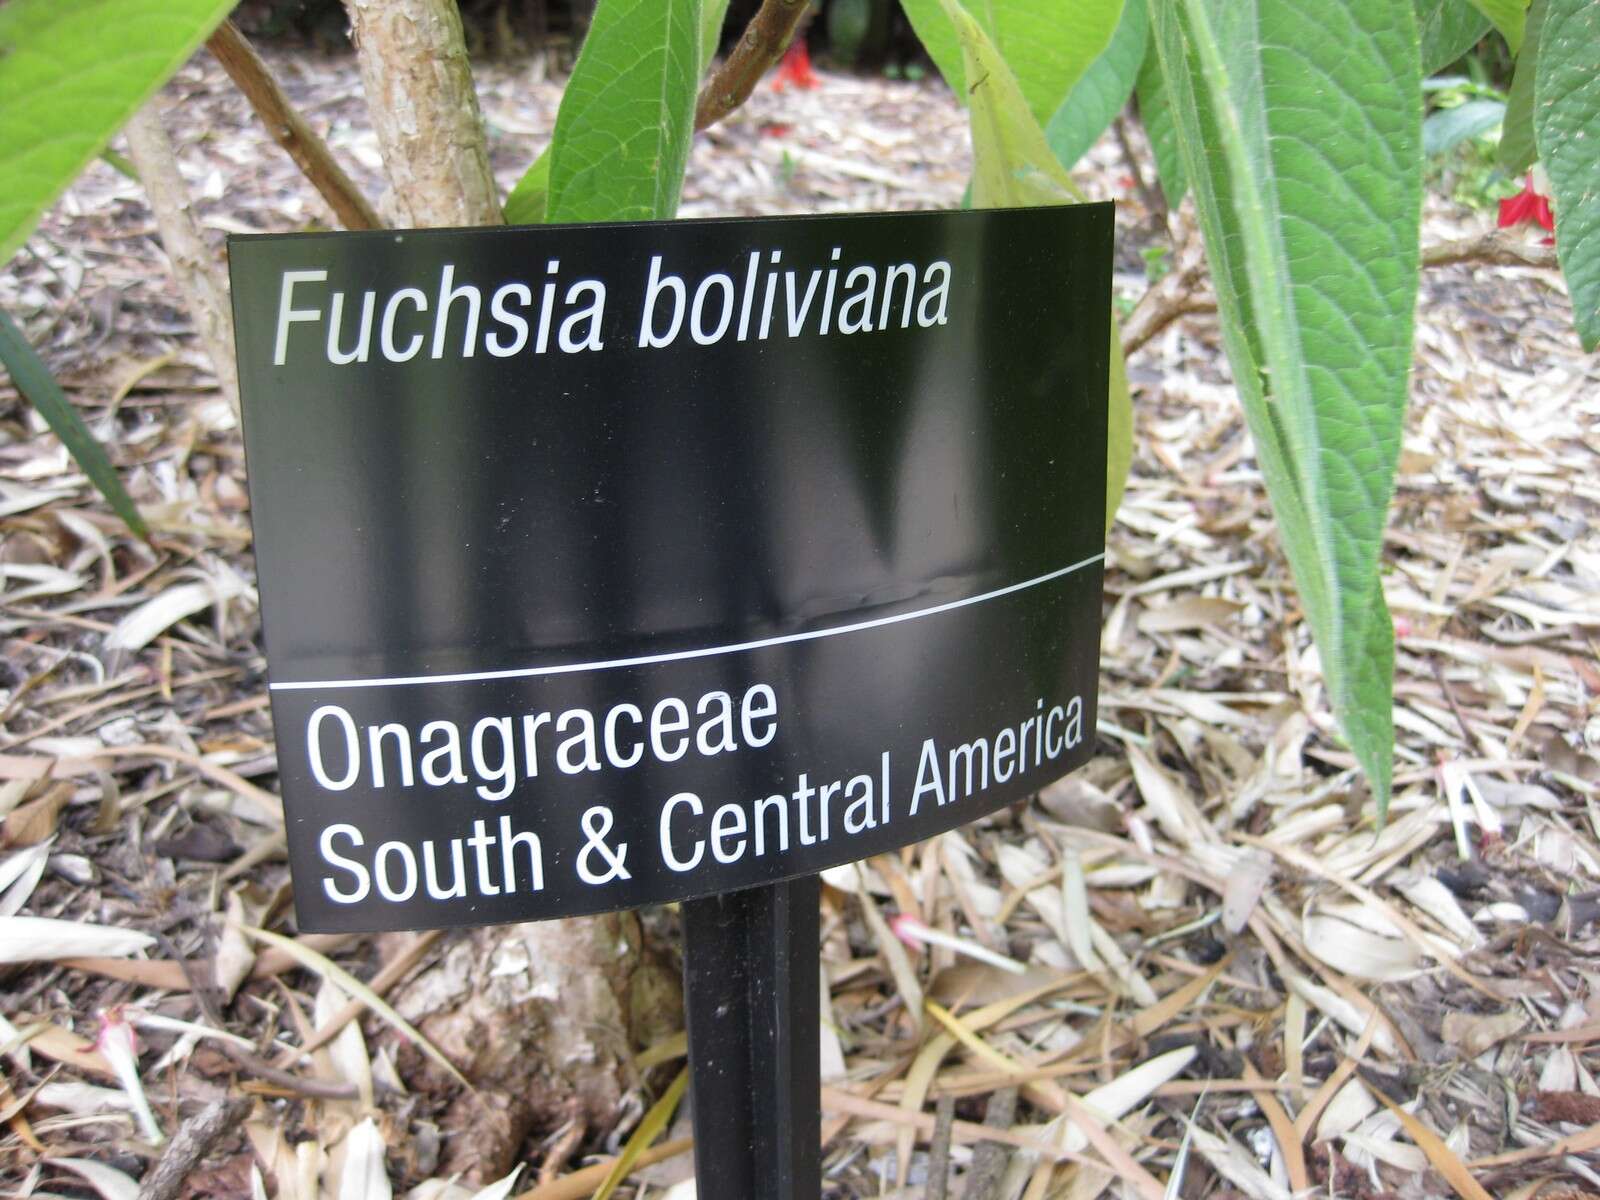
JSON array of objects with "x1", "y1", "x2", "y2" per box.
[
  {"x1": 1497, "y1": 0, "x2": 1547, "y2": 172},
  {"x1": 338, "y1": 1119, "x2": 391, "y2": 1200},
  {"x1": 699, "y1": 0, "x2": 731, "y2": 75},
  {"x1": 901, "y1": 0, "x2": 1126, "y2": 126},
  {"x1": 1416, "y1": 0, "x2": 1491, "y2": 72},
  {"x1": 507, "y1": 0, "x2": 725, "y2": 227},
  {"x1": 1534, "y1": 0, "x2": 1600, "y2": 349},
  {"x1": 51, "y1": 1159, "x2": 140, "y2": 1200},
  {"x1": 1465, "y1": 0, "x2": 1527, "y2": 53},
  {"x1": 1425, "y1": 97, "x2": 1506, "y2": 156},
  {"x1": 1151, "y1": 0, "x2": 1422, "y2": 818},
  {"x1": 942, "y1": 0, "x2": 1131, "y2": 531},
  {"x1": 464, "y1": 1166, "x2": 522, "y2": 1200},
  {"x1": 0, "y1": 0, "x2": 236, "y2": 263},
  {"x1": 0, "y1": 917, "x2": 154, "y2": 963},
  {"x1": 1135, "y1": 35, "x2": 1187, "y2": 206},
  {"x1": 103, "y1": 575, "x2": 248, "y2": 654},
  {"x1": 0, "y1": 311, "x2": 147, "y2": 537},
  {"x1": 1046, "y1": 0, "x2": 1149, "y2": 172},
  {"x1": 0, "y1": 842, "x2": 51, "y2": 918},
  {"x1": 545, "y1": 0, "x2": 702, "y2": 223}
]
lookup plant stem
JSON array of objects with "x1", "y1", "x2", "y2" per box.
[
  {"x1": 124, "y1": 106, "x2": 239, "y2": 413},
  {"x1": 207, "y1": 20, "x2": 384, "y2": 232},
  {"x1": 342, "y1": 0, "x2": 503, "y2": 227},
  {"x1": 1422, "y1": 228, "x2": 1559, "y2": 269},
  {"x1": 694, "y1": 0, "x2": 810, "y2": 131}
]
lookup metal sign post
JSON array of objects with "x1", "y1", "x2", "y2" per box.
[{"x1": 684, "y1": 875, "x2": 821, "y2": 1197}]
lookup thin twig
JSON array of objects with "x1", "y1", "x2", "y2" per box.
[
  {"x1": 1422, "y1": 227, "x2": 1558, "y2": 269},
  {"x1": 207, "y1": 21, "x2": 384, "y2": 232},
  {"x1": 136, "y1": 1096, "x2": 252, "y2": 1200},
  {"x1": 694, "y1": 0, "x2": 810, "y2": 131},
  {"x1": 1121, "y1": 235, "x2": 1211, "y2": 358},
  {"x1": 960, "y1": 1086, "x2": 1017, "y2": 1200},
  {"x1": 124, "y1": 107, "x2": 239, "y2": 412},
  {"x1": 927, "y1": 1095, "x2": 955, "y2": 1200},
  {"x1": 1432, "y1": 657, "x2": 1493, "y2": 759},
  {"x1": 1113, "y1": 112, "x2": 1167, "y2": 231}
]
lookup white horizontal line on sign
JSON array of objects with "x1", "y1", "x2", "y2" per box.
[{"x1": 270, "y1": 552, "x2": 1106, "y2": 692}]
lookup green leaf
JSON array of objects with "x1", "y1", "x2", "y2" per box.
[
  {"x1": 1103, "y1": 325, "x2": 1134, "y2": 535},
  {"x1": 1464, "y1": 0, "x2": 1527, "y2": 53},
  {"x1": 0, "y1": 0, "x2": 236, "y2": 264},
  {"x1": 507, "y1": 0, "x2": 726, "y2": 226},
  {"x1": 0, "y1": 309, "x2": 147, "y2": 538},
  {"x1": 1416, "y1": 0, "x2": 1491, "y2": 73},
  {"x1": 1045, "y1": 0, "x2": 1149, "y2": 173},
  {"x1": 503, "y1": 149, "x2": 550, "y2": 225},
  {"x1": 1425, "y1": 97, "x2": 1506, "y2": 155},
  {"x1": 545, "y1": 0, "x2": 703, "y2": 224},
  {"x1": 1151, "y1": 0, "x2": 1423, "y2": 819},
  {"x1": 1498, "y1": 0, "x2": 1547, "y2": 172},
  {"x1": 1134, "y1": 34, "x2": 1186, "y2": 207},
  {"x1": 938, "y1": 0, "x2": 1132, "y2": 533},
  {"x1": 699, "y1": 0, "x2": 730, "y2": 74},
  {"x1": 901, "y1": 0, "x2": 1126, "y2": 126},
  {"x1": 1536, "y1": 0, "x2": 1600, "y2": 349}
]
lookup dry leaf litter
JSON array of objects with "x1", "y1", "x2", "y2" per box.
[{"x1": 0, "y1": 40, "x2": 1597, "y2": 1200}]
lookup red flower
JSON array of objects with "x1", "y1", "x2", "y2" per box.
[
  {"x1": 772, "y1": 41, "x2": 819, "y2": 92},
  {"x1": 1498, "y1": 172, "x2": 1555, "y2": 241}
]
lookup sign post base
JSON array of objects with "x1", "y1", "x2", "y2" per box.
[{"x1": 683, "y1": 875, "x2": 822, "y2": 1198}]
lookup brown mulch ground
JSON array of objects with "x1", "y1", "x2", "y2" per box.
[{"x1": 1, "y1": 36, "x2": 1599, "y2": 1200}]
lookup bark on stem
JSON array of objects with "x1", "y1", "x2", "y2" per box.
[
  {"x1": 1422, "y1": 227, "x2": 1559, "y2": 269},
  {"x1": 342, "y1": 0, "x2": 503, "y2": 228},
  {"x1": 124, "y1": 107, "x2": 239, "y2": 413},
  {"x1": 694, "y1": 0, "x2": 810, "y2": 131},
  {"x1": 207, "y1": 21, "x2": 384, "y2": 232}
]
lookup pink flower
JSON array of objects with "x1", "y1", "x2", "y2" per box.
[
  {"x1": 888, "y1": 912, "x2": 924, "y2": 949},
  {"x1": 1498, "y1": 171, "x2": 1555, "y2": 243},
  {"x1": 97, "y1": 1007, "x2": 164, "y2": 1143},
  {"x1": 772, "y1": 41, "x2": 819, "y2": 92},
  {"x1": 889, "y1": 913, "x2": 1026, "y2": 974}
]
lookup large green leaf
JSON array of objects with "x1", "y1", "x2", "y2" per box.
[
  {"x1": 508, "y1": 0, "x2": 726, "y2": 226},
  {"x1": 1134, "y1": 35, "x2": 1186, "y2": 207},
  {"x1": 0, "y1": 0, "x2": 235, "y2": 264},
  {"x1": 545, "y1": 0, "x2": 703, "y2": 224},
  {"x1": 1497, "y1": 0, "x2": 1547, "y2": 172},
  {"x1": 1151, "y1": 0, "x2": 1422, "y2": 818},
  {"x1": 0, "y1": 310, "x2": 146, "y2": 538},
  {"x1": 1536, "y1": 0, "x2": 1600, "y2": 349},
  {"x1": 1046, "y1": 0, "x2": 1149, "y2": 173},
  {"x1": 937, "y1": 0, "x2": 1132, "y2": 534},
  {"x1": 1465, "y1": 0, "x2": 1527, "y2": 53},
  {"x1": 902, "y1": 0, "x2": 1126, "y2": 127},
  {"x1": 1416, "y1": 0, "x2": 1491, "y2": 72}
]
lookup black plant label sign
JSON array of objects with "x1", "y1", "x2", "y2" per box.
[{"x1": 228, "y1": 205, "x2": 1112, "y2": 933}]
